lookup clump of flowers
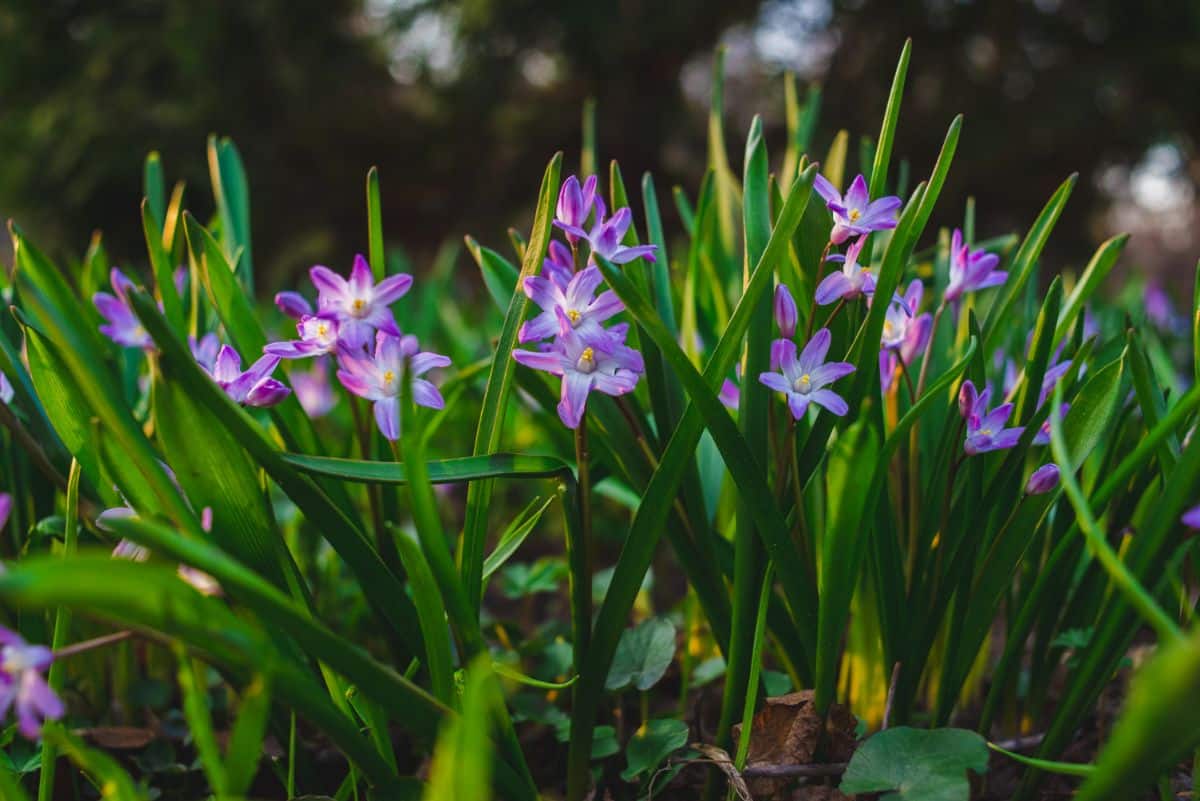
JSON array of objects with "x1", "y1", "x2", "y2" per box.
[
  {"x1": 266, "y1": 254, "x2": 450, "y2": 439},
  {"x1": 511, "y1": 174, "x2": 654, "y2": 429}
]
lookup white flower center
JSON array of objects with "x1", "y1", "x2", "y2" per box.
[
  {"x1": 792, "y1": 374, "x2": 813, "y2": 395},
  {"x1": 576, "y1": 347, "x2": 597, "y2": 374},
  {"x1": 848, "y1": 209, "x2": 862, "y2": 222},
  {"x1": 567, "y1": 309, "x2": 582, "y2": 325},
  {"x1": 350, "y1": 298, "x2": 369, "y2": 318}
]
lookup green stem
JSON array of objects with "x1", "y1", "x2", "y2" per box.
[
  {"x1": 38, "y1": 460, "x2": 81, "y2": 801},
  {"x1": 734, "y1": 564, "x2": 774, "y2": 771}
]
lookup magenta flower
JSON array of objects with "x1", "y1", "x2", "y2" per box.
[
  {"x1": 512, "y1": 311, "x2": 643, "y2": 429},
  {"x1": 945, "y1": 229, "x2": 1006, "y2": 303},
  {"x1": 1026, "y1": 463, "x2": 1061, "y2": 495},
  {"x1": 94, "y1": 268, "x2": 153, "y2": 349},
  {"x1": 519, "y1": 265, "x2": 624, "y2": 344},
  {"x1": 310, "y1": 254, "x2": 412, "y2": 349},
  {"x1": 1184, "y1": 504, "x2": 1200, "y2": 529},
  {"x1": 812, "y1": 173, "x2": 901, "y2": 245},
  {"x1": 265, "y1": 314, "x2": 341, "y2": 359},
  {"x1": 959, "y1": 380, "x2": 1024, "y2": 455},
  {"x1": 774, "y1": 284, "x2": 798, "y2": 338},
  {"x1": 555, "y1": 175, "x2": 599, "y2": 244},
  {"x1": 291, "y1": 359, "x2": 336, "y2": 418},
  {"x1": 0, "y1": 626, "x2": 63, "y2": 739},
  {"x1": 758, "y1": 328, "x2": 855, "y2": 420},
  {"x1": 209, "y1": 346, "x2": 291, "y2": 408},
  {"x1": 0, "y1": 493, "x2": 10, "y2": 531},
  {"x1": 719, "y1": 378, "x2": 740, "y2": 410},
  {"x1": 815, "y1": 237, "x2": 876, "y2": 306},
  {"x1": 557, "y1": 197, "x2": 657, "y2": 265},
  {"x1": 275, "y1": 291, "x2": 313, "y2": 320},
  {"x1": 336, "y1": 332, "x2": 450, "y2": 440},
  {"x1": 543, "y1": 240, "x2": 576, "y2": 287}
]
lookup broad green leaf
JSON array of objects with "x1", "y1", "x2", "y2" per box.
[
  {"x1": 466, "y1": 237, "x2": 520, "y2": 313},
  {"x1": 620, "y1": 719, "x2": 689, "y2": 781},
  {"x1": 142, "y1": 199, "x2": 185, "y2": 335},
  {"x1": 177, "y1": 650, "x2": 228, "y2": 795},
  {"x1": 482, "y1": 496, "x2": 555, "y2": 581},
  {"x1": 606, "y1": 618, "x2": 676, "y2": 692},
  {"x1": 393, "y1": 527, "x2": 457, "y2": 707},
  {"x1": 840, "y1": 727, "x2": 989, "y2": 801},
  {"x1": 423, "y1": 658, "x2": 498, "y2": 801},
  {"x1": 1053, "y1": 234, "x2": 1127, "y2": 344},
  {"x1": 284, "y1": 452, "x2": 572, "y2": 484},
  {"x1": 462, "y1": 152, "x2": 562, "y2": 613},
  {"x1": 499, "y1": 558, "x2": 566, "y2": 600},
  {"x1": 42, "y1": 725, "x2": 146, "y2": 801},
  {"x1": 143, "y1": 151, "x2": 167, "y2": 229},
  {"x1": 207, "y1": 135, "x2": 253, "y2": 289},
  {"x1": 366, "y1": 167, "x2": 386, "y2": 280}
]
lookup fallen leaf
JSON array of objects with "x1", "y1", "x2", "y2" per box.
[{"x1": 79, "y1": 726, "x2": 155, "y2": 750}]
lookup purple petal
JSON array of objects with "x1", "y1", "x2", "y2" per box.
[
  {"x1": 512, "y1": 348, "x2": 563, "y2": 375},
  {"x1": 557, "y1": 371, "x2": 593, "y2": 429},
  {"x1": 245, "y1": 378, "x2": 291, "y2": 408},
  {"x1": 310, "y1": 265, "x2": 347, "y2": 300},
  {"x1": 373, "y1": 273, "x2": 414, "y2": 306},
  {"x1": 813, "y1": 174, "x2": 841, "y2": 206},
  {"x1": 786, "y1": 393, "x2": 810, "y2": 420},
  {"x1": 609, "y1": 244, "x2": 658, "y2": 264},
  {"x1": 758, "y1": 372, "x2": 791, "y2": 394},
  {"x1": 810, "y1": 389, "x2": 849, "y2": 416},
  {"x1": 412, "y1": 379, "x2": 445, "y2": 410},
  {"x1": 373, "y1": 397, "x2": 400, "y2": 441},
  {"x1": 771, "y1": 339, "x2": 797, "y2": 374},
  {"x1": 844, "y1": 175, "x2": 869, "y2": 210},
  {"x1": 797, "y1": 328, "x2": 832, "y2": 374},
  {"x1": 349, "y1": 254, "x2": 374, "y2": 295},
  {"x1": 815, "y1": 272, "x2": 852, "y2": 306},
  {"x1": 275, "y1": 291, "x2": 312, "y2": 319},
  {"x1": 809, "y1": 361, "x2": 855, "y2": 387}
]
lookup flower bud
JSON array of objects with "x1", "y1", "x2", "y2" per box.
[
  {"x1": 958, "y1": 379, "x2": 978, "y2": 420},
  {"x1": 1025, "y1": 463, "x2": 1060, "y2": 495},
  {"x1": 275, "y1": 291, "x2": 312, "y2": 319},
  {"x1": 774, "y1": 284, "x2": 798, "y2": 338}
]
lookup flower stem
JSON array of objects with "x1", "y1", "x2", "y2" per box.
[
  {"x1": 574, "y1": 415, "x2": 593, "y2": 613},
  {"x1": 53, "y1": 630, "x2": 135, "y2": 660},
  {"x1": 804, "y1": 243, "x2": 834, "y2": 338}
]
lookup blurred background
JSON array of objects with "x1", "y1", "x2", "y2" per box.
[{"x1": 1, "y1": 0, "x2": 1197, "y2": 297}]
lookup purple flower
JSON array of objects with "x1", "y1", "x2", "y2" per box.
[
  {"x1": 275, "y1": 291, "x2": 314, "y2": 320},
  {"x1": 1033, "y1": 403, "x2": 1070, "y2": 446},
  {"x1": 774, "y1": 284, "x2": 798, "y2": 338},
  {"x1": 0, "y1": 373, "x2": 12, "y2": 405},
  {"x1": 94, "y1": 268, "x2": 153, "y2": 350},
  {"x1": 0, "y1": 627, "x2": 63, "y2": 739},
  {"x1": 879, "y1": 304, "x2": 932, "y2": 393},
  {"x1": 556, "y1": 197, "x2": 657, "y2": 265},
  {"x1": 310, "y1": 254, "x2": 412, "y2": 349},
  {"x1": 1183, "y1": 504, "x2": 1200, "y2": 530},
  {"x1": 959, "y1": 380, "x2": 1024, "y2": 455},
  {"x1": 543, "y1": 240, "x2": 576, "y2": 287},
  {"x1": 881, "y1": 280, "x2": 924, "y2": 349},
  {"x1": 0, "y1": 493, "x2": 10, "y2": 531},
  {"x1": 210, "y1": 346, "x2": 291, "y2": 408},
  {"x1": 189, "y1": 333, "x2": 221, "y2": 374},
  {"x1": 812, "y1": 173, "x2": 901, "y2": 245},
  {"x1": 291, "y1": 359, "x2": 336, "y2": 418},
  {"x1": 758, "y1": 328, "x2": 855, "y2": 420},
  {"x1": 555, "y1": 175, "x2": 598, "y2": 244},
  {"x1": 1026, "y1": 463, "x2": 1061, "y2": 495},
  {"x1": 519, "y1": 265, "x2": 624, "y2": 344},
  {"x1": 265, "y1": 314, "x2": 341, "y2": 359},
  {"x1": 512, "y1": 310, "x2": 644, "y2": 429},
  {"x1": 945, "y1": 229, "x2": 1006, "y2": 303},
  {"x1": 1038, "y1": 357, "x2": 1073, "y2": 407},
  {"x1": 173, "y1": 265, "x2": 189, "y2": 298},
  {"x1": 815, "y1": 238, "x2": 876, "y2": 306},
  {"x1": 719, "y1": 378, "x2": 740, "y2": 410},
  {"x1": 336, "y1": 332, "x2": 450, "y2": 441}
]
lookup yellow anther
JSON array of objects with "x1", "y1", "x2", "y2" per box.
[
  {"x1": 383, "y1": 370, "x2": 395, "y2": 384},
  {"x1": 567, "y1": 309, "x2": 582, "y2": 324},
  {"x1": 793, "y1": 373, "x2": 812, "y2": 394},
  {"x1": 848, "y1": 209, "x2": 862, "y2": 222}
]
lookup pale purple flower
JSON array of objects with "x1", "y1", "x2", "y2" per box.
[
  {"x1": 815, "y1": 237, "x2": 875, "y2": 306},
  {"x1": 719, "y1": 378, "x2": 740, "y2": 410},
  {"x1": 0, "y1": 374, "x2": 11, "y2": 405},
  {"x1": 774, "y1": 284, "x2": 798, "y2": 338},
  {"x1": 556, "y1": 197, "x2": 657, "y2": 265},
  {"x1": 336, "y1": 332, "x2": 450, "y2": 441},
  {"x1": 945, "y1": 229, "x2": 1006, "y2": 303},
  {"x1": 812, "y1": 173, "x2": 901, "y2": 245},
  {"x1": 265, "y1": 314, "x2": 341, "y2": 359},
  {"x1": 275, "y1": 291, "x2": 314, "y2": 320},
  {"x1": 0, "y1": 493, "x2": 10, "y2": 531},
  {"x1": 1183, "y1": 504, "x2": 1200, "y2": 529},
  {"x1": 310, "y1": 254, "x2": 412, "y2": 349},
  {"x1": 1038, "y1": 357, "x2": 1073, "y2": 407},
  {"x1": 94, "y1": 268, "x2": 153, "y2": 349},
  {"x1": 959, "y1": 380, "x2": 1024, "y2": 455},
  {"x1": 881, "y1": 280, "x2": 924, "y2": 349},
  {"x1": 555, "y1": 175, "x2": 598, "y2": 244},
  {"x1": 291, "y1": 359, "x2": 336, "y2": 418},
  {"x1": 189, "y1": 333, "x2": 221, "y2": 374},
  {"x1": 1026, "y1": 463, "x2": 1061, "y2": 495},
  {"x1": 173, "y1": 265, "x2": 189, "y2": 298},
  {"x1": 519, "y1": 265, "x2": 623, "y2": 344},
  {"x1": 1033, "y1": 403, "x2": 1070, "y2": 446},
  {"x1": 543, "y1": 240, "x2": 576, "y2": 287},
  {"x1": 0, "y1": 626, "x2": 63, "y2": 739},
  {"x1": 879, "y1": 304, "x2": 931, "y2": 394},
  {"x1": 512, "y1": 311, "x2": 644, "y2": 429},
  {"x1": 1145, "y1": 282, "x2": 1175, "y2": 330},
  {"x1": 210, "y1": 346, "x2": 291, "y2": 408},
  {"x1": 758, "y1": 328, "x2": 855, "y2": 420}
]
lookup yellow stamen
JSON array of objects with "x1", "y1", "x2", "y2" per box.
[
  {"x1": 580, "y1": 347, "x2": 594, "y2": 363},
  {"x1": 317, "y1": 323, "x2": 328, "y2": 337},
  {"x1": 383, "y1": 370, "x2": 395, "y2": 384},
  {"x1": 567, "y1": 309, "x2": 581, "y2": 324},
  {"x1": 848, "y1": 209, "x2": 862, "y2": 222},
  {"x1": 793, "y1": 374, "x2": 812, "y2": 394}
]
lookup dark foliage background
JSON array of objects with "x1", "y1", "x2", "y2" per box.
[{"x1": 1, "y1": 0, "x2": 1196, "y2": 295}]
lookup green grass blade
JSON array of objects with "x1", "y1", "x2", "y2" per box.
[
  {"x1": 142, "y1": 199, "x2": 186, "y2": 335},
  {"x1": 867, "y1": 39, "x2": 911, "y2": 200},
  {"x1": 224, "y1": 674, "x2": 272, "y2": 796},
  {"x1": 284, "y1": 452, "x2": 572, "y2": 483},
  {"x1": 392, "y1": 525, "x2": 457, "y2": 707},
  {"x1": 42, "y1": 725, "x2": 146, "y2": 801},
  {"x1": 177, "y1": 648, "x2": 230, "y2": 795},
  {"x1": 206, "y1": 135, "x2": 253, "y2": 290},
  {"x1": 461, "y1": 152, "x2": 562, "y2": 614},
  {"x1": 367, "y1": 166, "x2": 386, "y2": 280},
  {"x1": 1053, "y1": 234, "x2": 1127, "y2": 344}
]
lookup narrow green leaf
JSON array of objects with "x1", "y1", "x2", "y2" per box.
[
  {"x1": 867, "y1": 39, "x2": 911, "y2": 201},
  {"x1": 143, "y1": 152, "x2": 167, "y2": 230},
  {"x1": 177, "y1": 649, "x2": 229, "y2": 795},
  {"x1": 367, "y1": 167, "x2": 386, "y2": 281},
  {"x1": 224, "y1": 675, "x2": 273, "y2": 796},
  {"x1": 142, "y1": 199, "x2": 185, "y2": 334},
  {"x1": 1053, "y1": 234, "x2": 1127, "y2": 344},
  {"x1": 392, "y1": 527, "x2": 457, "y2": 707},
  {"x1": 207, "y1": 135, "x2": 253, "y2": 289}
]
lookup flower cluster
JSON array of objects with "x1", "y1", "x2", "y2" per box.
[
  {"x1": 759, "y1": 288, "x2": 855, "y2": 421},
  {"x1": 267, "y1": 254, "x2": 449, "y2": 440},
  {"x1": 958, "y1": 380, "x2": 1024, "y2": 455},
  {"x1": 512, "y1": 175, "x2": 652, "y2": 429}
]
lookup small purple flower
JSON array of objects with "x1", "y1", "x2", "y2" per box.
[
  {"x1": 719, "y1": 378, "x2": 740, "y2": 410},
  {"x1": 1033, "y1": 402, "x2": 1070, "y2": 446},
  {"x1": 0, "y1": 373, "x2": 12, "y2": 405},
  {"x1": 519, "y1": 265, "x2": 624, "y2": 344},
  {"x1": 959, "y1": 380, "x2": 1025, "y2": 455},
  {"x1": 94, "y1": 268, "x2": 153, "y2": 350},
  {"x1": 291, "y1": 359, "x2": 336, "y2": 418},
  {"x1": 543, "y1": 240, "x2": 576, "y2": 287},
  {"x1": 812, "y1": 173, "x2": 901, "y2": 245},
  {"x1": 210, "y1": 346, "x2": 291, "y2": 408},
  {"x1": 336, "y1": 332, "x2": 450, "y2": 440},
  {"x1": 275, "y1": 291, "x2": 314, "y2": 320},
  {"x1": 556, "y1": 197, "x2": 657, "y2": 265},
  {"x1": 1038, "y1": 357, "x2": 1073, "y2": 407},
  {"x1": 265, "y1": 314, "x2": 341, "y2": 359},
  {"x1": 881, "y1": 280, "x2": 924, "y2": 349},
  {"x1": 173, "y1": 265, "x2": 189, "y2": 298},
  {"x1": 555, "y1": 175, "x2": 598, "y2": 244},
  {"x1": 310, "y1": 254, "x2": 412, "y2": 350},
  {"x1": 758, "y1": 328, "x2": 855, "y2": 420},
  {"x1": 815, "y1": 237, "x2": 876, "y2": 306},
  {"x1": 774, "y1": 284, "x2": 798, "y2": 338},
  {"x1": 512, "y1": 311, "x2": 644, "y2": 429},
  {"x1": 1183, "y1": 504, "x2": 1200, "y2": 530},
  {"x1": 1026, "y1": 463, "x2": 1061, "y2": 495},
  {"x1": 189, "y1": 333, "x2": 221, "y2": 374},
  {"x1": 879, "y1": 303, "x2": 931, "y2": 394},
  {"x1": 945, "y1": 229, "x2": 1006, "y2": 303},
  {"x1": 0, "y1": 493, "x2": 10, "y2": 531},
  {"x1": 0, "y1": 627, "x2": 64, "y2": 739}
]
